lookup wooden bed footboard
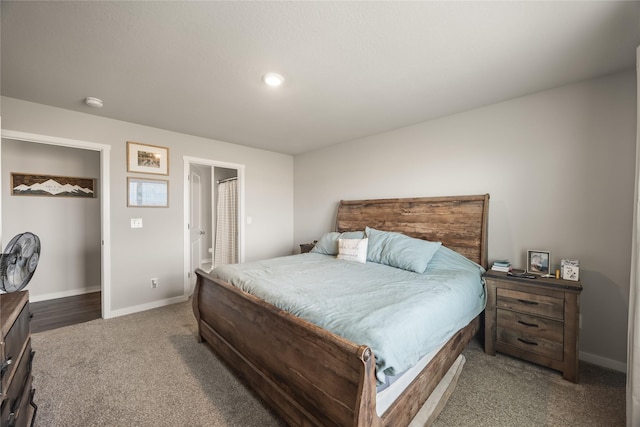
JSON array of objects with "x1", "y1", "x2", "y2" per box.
[
  {"x1": 193, "y1": 269, "x2": 380, "y2": 427},
  {"x1": 193, "y1": 269, "x2": 480, "y2": 427}
]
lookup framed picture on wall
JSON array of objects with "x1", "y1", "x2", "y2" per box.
[
  {"x1": 11, "y1": 173, "x2": 96, "y2": 198},
  {"x1": 127, "y1": 141, "x2": 169, "y2": 175},
  {"x1": 127, "y1": 177, "x2": 169, "y2": 207},
  {"x1": 526, "y1": 250, "x2": 551, "y2": 275}
]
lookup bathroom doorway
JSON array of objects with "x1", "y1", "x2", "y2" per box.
[{"x1": 183, "y1": 157, "x2": 245, "y2": 293}]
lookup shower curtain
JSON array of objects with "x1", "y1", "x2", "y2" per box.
[{"x1": 214, "y1": 178, "x2": 238, "y2": 267}]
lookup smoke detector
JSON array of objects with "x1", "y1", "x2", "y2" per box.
[{"x1": 85, "y1": 97, "x2": 104, "y2": 108}]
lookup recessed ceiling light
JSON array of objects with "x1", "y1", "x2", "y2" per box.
[
  {"x1": 262, "y1": 73, "x2": 285, "y2": 87},
  {"x1": 85, "y1": 97, "x2": 103, "y2": 108}
]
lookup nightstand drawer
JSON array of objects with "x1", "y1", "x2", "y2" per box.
[
  {"x1": 497, "y1": 326, "x2": 564, "y2": 361},
  {"x1": 497, "y1": 288, "x2": 563, "y2": 320},
  {"x1": 497, "y1": 309, "x2": 563, "y2": 343}
]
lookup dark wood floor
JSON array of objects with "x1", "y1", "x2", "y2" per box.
[{"x1": 30, "y1": 292, "x2": 102, "y2": 333}]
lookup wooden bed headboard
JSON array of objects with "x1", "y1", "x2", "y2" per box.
[{"x1": 336, "y1": 194, "x2": 490, "y2": 268}]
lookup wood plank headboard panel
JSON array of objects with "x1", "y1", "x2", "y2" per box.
[{"x1": 336, "y1": 194, "x2": 490, "y2": 268}]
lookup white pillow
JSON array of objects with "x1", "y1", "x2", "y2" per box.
[{"x1": 337, "y1": 238, "x2": 368, "y2": 264}]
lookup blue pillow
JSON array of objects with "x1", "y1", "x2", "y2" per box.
[
  {"x1": 365, "y1": 226, "x2": 441, "y2": 273},
  {"x1": 310, "y1": 231, "x2": 365, "y2": 255}
]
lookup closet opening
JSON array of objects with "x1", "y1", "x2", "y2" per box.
[{"x1": 0, "y1": 129, "x2": 112, "y2": 321}]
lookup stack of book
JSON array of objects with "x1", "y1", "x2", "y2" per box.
[{"x1": 491, "y1": 260, "x2": 511, "y2": 272}]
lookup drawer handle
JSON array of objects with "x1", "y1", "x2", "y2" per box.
[
  {"x1": 517, "y1": 337, "x2": 538, "y2": 346},
  {"x1": 517, "y1": 299, "x2": 539, "y2": 305},
  {"x1": 8, "y1": 384, "x2": 24, "y2": 427},
  {"x1": 518, "y1": 320, "x2": 539, "y2": 328},
  {"x1": 28, "y1": 350, "x2": 35, "y2": 373},
  {"x1": 1, "y1": 356, "x2": 13, "y2": 374},
  {"x1": 29, "y1": 388, "x2": 38, "y2": 427}
]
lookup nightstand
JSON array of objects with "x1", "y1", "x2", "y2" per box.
[
  {"x1": 484, "y1": 271, "x2": 583, "y2": 382},
  {"x1": 299, "y1": 243, "x2": 315, "y2": 253}
]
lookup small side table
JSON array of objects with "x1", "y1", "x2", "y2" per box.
[
  {"x1": 299, "y1": 242, "x2": 315, "y2": 253},
  {"x1": 483, "y1": 270, "x2": 583, "y2": 382}
]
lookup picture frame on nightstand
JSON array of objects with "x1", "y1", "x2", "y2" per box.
[
  {"x1": 561, "y1": 259, "x2": 580, "y2": 281},
  {"x1": 526, "y1": 250, "x2": 550, "y2": 275}
]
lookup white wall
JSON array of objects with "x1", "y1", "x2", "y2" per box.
[
  {"x1": 2, "y1": 96, "x2": 294, "y2": 313},
  {"x1": 294, "y1": 70, "x2": 637, "y2": 369},
  {"x1": 2, "y1": 139, "x2": 101, "y2": 299}
]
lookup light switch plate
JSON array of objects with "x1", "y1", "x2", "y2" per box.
[{"x1": 131, "y1": 218, "x2": 143, "y2": 228}]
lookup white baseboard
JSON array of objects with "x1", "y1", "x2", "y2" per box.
[
  {"x1": 580, "y1": 350, "x2": 627, "y2": 373},
  {"x1": 30, "y1": 286, "x2": 101, "y2": 303},
  {"x1": 106, "y1": 295, "x2": 189, "y2": 319}
]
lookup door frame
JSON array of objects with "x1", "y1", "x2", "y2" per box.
[
  {"x1": 0, "y1": 129, "x2": 113, "y2": 318},
  {"x1": 189, "y1": 168, "x2": 204, "y2": 289},
  {"x1": 183, "y1": 156, "x2": 245, "y2": 295}
]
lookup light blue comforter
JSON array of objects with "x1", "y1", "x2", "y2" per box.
[{"x1": 211, "y1": 245, "x2": 486, "y2": 383}]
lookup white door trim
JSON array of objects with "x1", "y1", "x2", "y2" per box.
[
  {"x1": 183, "y1": 156, "x2": 245, "y2": 295},
  {"x1": 189, "y1": 169, "x2": 203, "y2": 289},
  {"x1": 0, "y1": 129, "x2": 113, "y2": 319}
]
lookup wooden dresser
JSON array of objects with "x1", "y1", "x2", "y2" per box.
[
  {"x1": 1, "y1": 291, "x2": 37, "y2": 427},
  {"x1": 484, "y1": 271, "x2": 582, "y2": 382}
]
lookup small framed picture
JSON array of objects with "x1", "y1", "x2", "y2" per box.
[
  {"x1": 561, "y1": 259, "x2": 580, "y2": 281},
  {"x1": 127, "y1": 141, "x2": 169, "y2": 175},
  {"x1": 127, "y1": 177, "x2": 169, "y2": 207},
  {"x1": 526, "y1": 250, "x2": 551, "y2": 275}
]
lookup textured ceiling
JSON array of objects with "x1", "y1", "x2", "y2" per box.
[{"x1": 2, "y1": 1, "x2": 639, "y2": 155}]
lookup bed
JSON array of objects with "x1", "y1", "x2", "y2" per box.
[{"x1": 192, "y1": 194, "x2": 489, "y2": 427}]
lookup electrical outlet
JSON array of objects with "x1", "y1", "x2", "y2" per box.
[
  {"x1": 131, "y1": 218, "x2": 143, "y2": 228},
  {"x1": 151, "y1": 278, "x2": 158, "y2": 288}
]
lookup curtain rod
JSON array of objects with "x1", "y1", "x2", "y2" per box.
[{"x1": 217, "y1": 177, "x2": 238, "y2": 184}]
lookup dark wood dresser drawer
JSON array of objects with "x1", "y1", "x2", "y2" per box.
[
  {"x1": 3, "y1": 374, "x2": 34, "y2": 427},
  {"x1": 1, "y1": 291, "x2": 36, "y2": 427},
  {"x1": 1, "y1": 304, "x2": 30, "y2": 398},
  {"x1": 16, "y1": 375, "x2": 35, "y2": 427},
  {"x1": 1, "y1": 338, "x2": 34, "y2": 427}
]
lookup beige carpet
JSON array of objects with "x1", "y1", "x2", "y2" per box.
[
  {"x1": 30, "y1": 301, "x2": 625, "y2": 427},
  {"x1": 434, "y1": 338, "x2": 625, "y2": 426},
  {"x1": 31, "y1": 301, "x2": 284, "y2": 427}
]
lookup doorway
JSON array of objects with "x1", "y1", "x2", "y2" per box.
[
  {"x1": 183, "y1": 156, "x2": 245, "y2": 294},
  {"x1": 0, "y1": 129, "x2": 112, "y2": 318}
]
